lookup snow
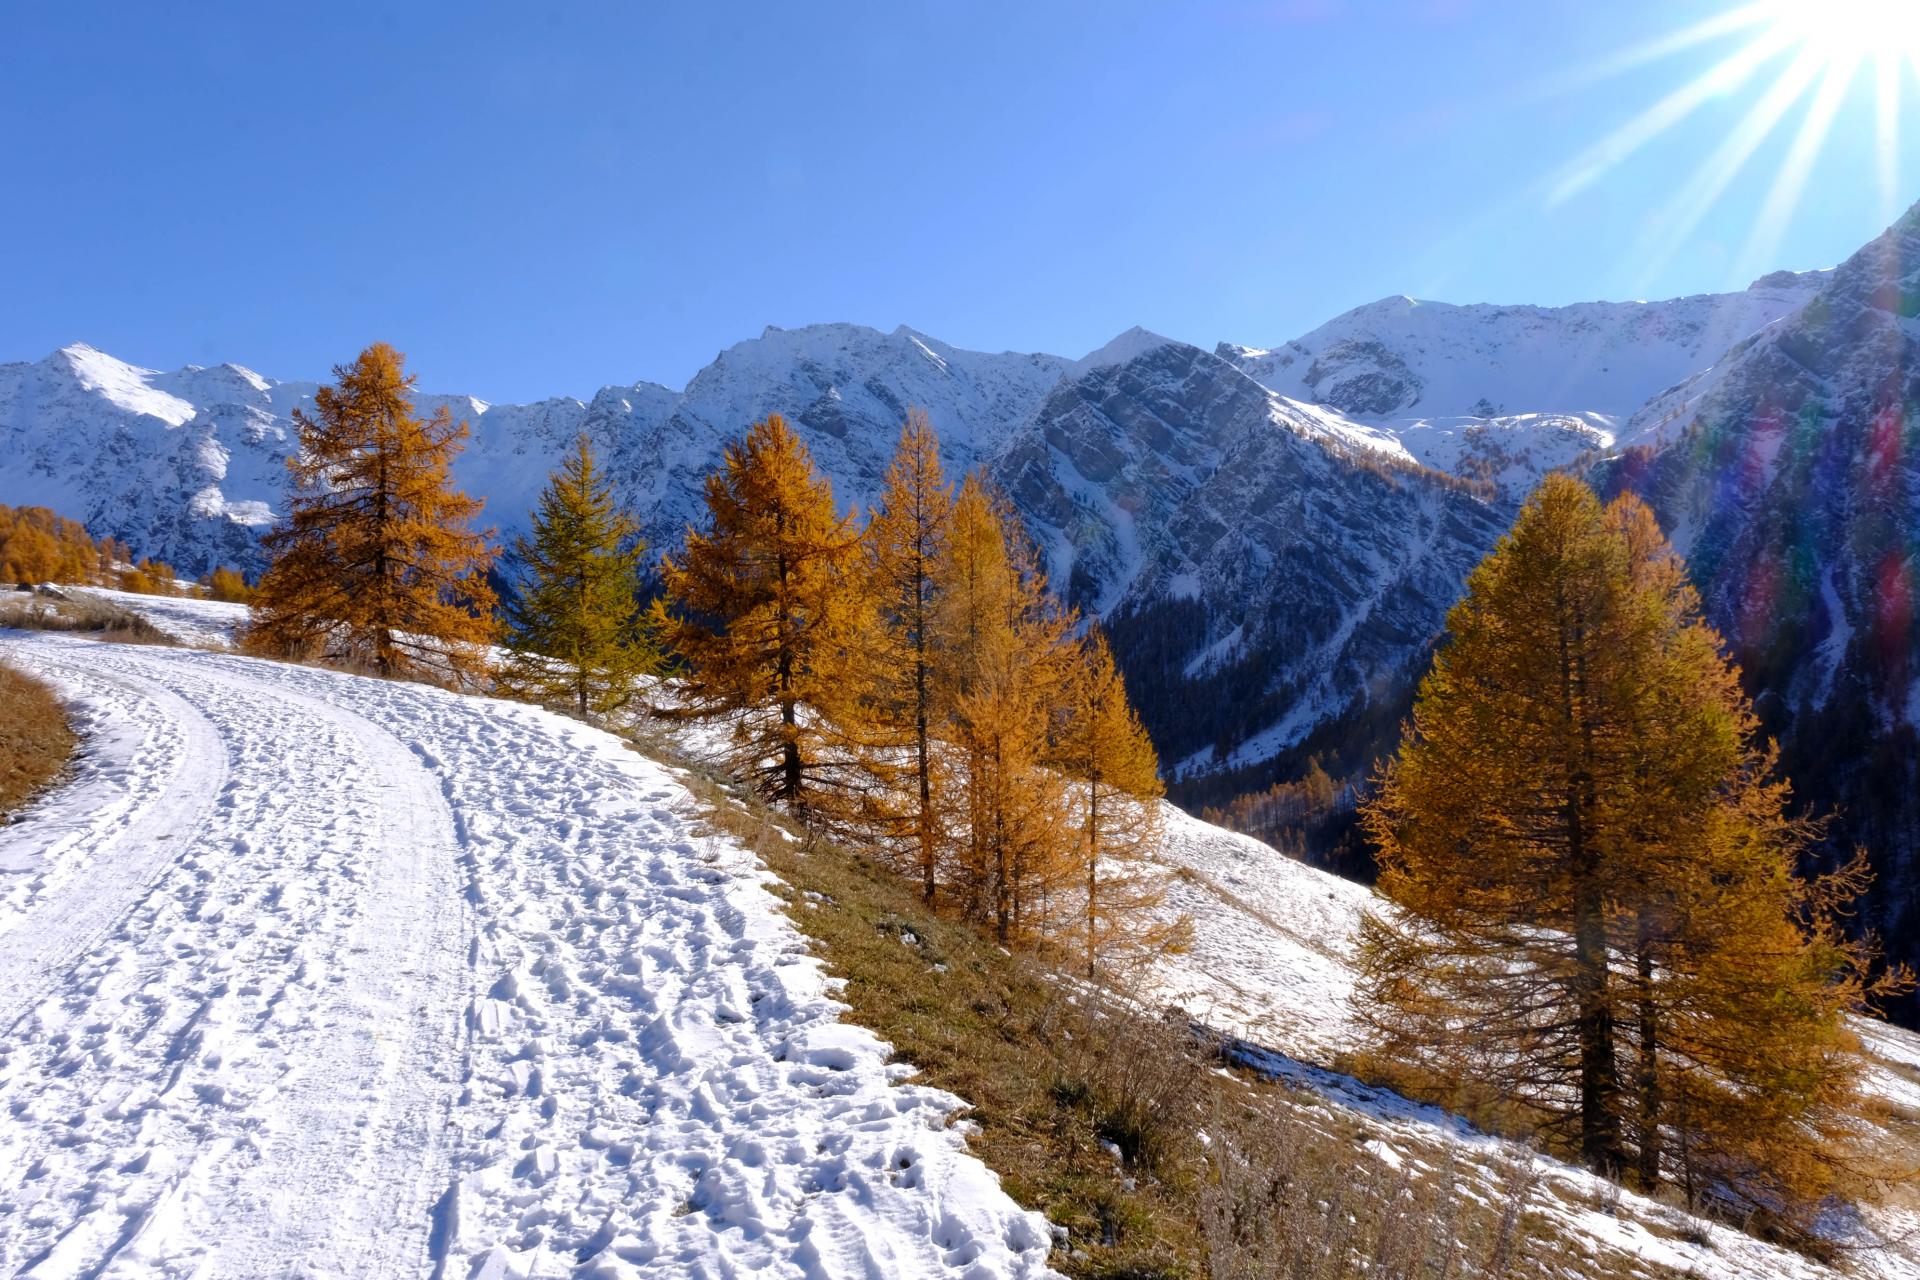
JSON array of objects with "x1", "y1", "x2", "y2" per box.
[
  {"x1": 14, "y1": 591, "x2": 1920, "y2": 1278},
  {"x1": 1066, "y1": 326, "x2": 1175, "y2": 376},
  {"x1": 1232, "y1": 277, "x2": 1824, "y2": 425},
  {"x1": 54, "y1": 343, "x2": 198, "y2": 427},
  {"x1": 76, "y1": 586, "x2": 250, "y2": 649},
  {"x1": 0, "y1": 634, "x2": 1058, "y2": 1279}
]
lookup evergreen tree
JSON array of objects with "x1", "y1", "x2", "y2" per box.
[
  {"x1": 1357, "y1": 474, "x2": 1898, "y2": 1220},
  {"x1": 657, "y1": 414, "x2": 872, "y2": 826},
  {"x1": 500, "y1": 433, "x2": 659, "y2": 718},
  {"x1": 1055, "y1": 625, "x2": 1185, "y2": 977},
  {"x1": 863, "y1": 409, "x2": 955, "y2": 899},
  {"x1": 243, "y1": 343, "x2": 497, "y2": 682}
]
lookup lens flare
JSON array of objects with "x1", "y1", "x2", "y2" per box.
[{"x1": 1545, "y1": 0, "x2": 1920, "y2": 273}]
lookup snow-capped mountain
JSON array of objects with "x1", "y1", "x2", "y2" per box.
[
  {"x1": 1227, "y1": 273, "x2": 1827, "y2": 422},
  {"x1": 1220, "y1": 273, "x2": 1826, "y2": 498},
  {"x1": 992, "y1": 332, "x2": 1507, "y2": 782},
  {"x1": 0, "y1": 265, "x2": 1852, "y2": 811},
  {"x1": 0, "y1": 327, "x2": 1068, "y2": 576},
  {"x1": 1600, "y1": 202, "x2": 1920, "y2": 1019}
]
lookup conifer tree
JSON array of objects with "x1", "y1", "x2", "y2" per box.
[
  {"x1": 500, "y1": 433, "x2": 659, "y2": 718},
  {"x1": 200, "y1": 566, "x2": 254, "y2": 604},
  {"x1": 931, "y1": 478, "x2": 1077, "y2": 943},
  {"x1": 1055, "y1": 625, "x2": 1185, "y2": 977},
  {"x1": 863, "y1": 409, "x2": 954, "y2": 899},
  {"x1": 657, "y1": 414, "x2": 872, "y2": 825},
  {"x1": 1357, "y1": 474, "x2": 1898, "y2": 1218},
  {"x1": 243, "y1": 343, "x2": 497, "y2": 682}
]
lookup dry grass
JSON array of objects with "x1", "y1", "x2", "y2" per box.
[
  {"x1": 0, "y1": 588, "x2": 177, "y2": 645},
  {"x1": 634, "y1": 731, "x2": 1682, "y2": 1280},
  {"x1": 0, "y1": 659, "x2": 76, "y2": 819}
]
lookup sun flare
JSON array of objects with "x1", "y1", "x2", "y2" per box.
[
  {"x1": 1768, "y1": 0, "x2": 1920, "y2": 67},
  {"x1": 1548, "y1": 0, "x2": 1920, "y2": 286}
]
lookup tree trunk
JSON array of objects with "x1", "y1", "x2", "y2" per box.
[
  {"x1": 1562, "y1": 600, "x2": 1623, "y2": 1178},
  {"x1": 1634, "y1": 935, "x2": 1662, "y2": 1193},
  {"x1": 1086, "y1": 781, "x2": 1100, "y2": 979}
]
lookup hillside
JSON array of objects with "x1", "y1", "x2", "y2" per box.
[
  {"x1": 1602, "y1": 202, "x2": 1920, "y2": 1021},
  {"x1": 31, "y1": 587, "x2": 1920, "y2": 1280}
]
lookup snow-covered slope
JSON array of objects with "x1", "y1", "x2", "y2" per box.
[
  {"x1": 1227, "y1": 273, "x2": 1826, "y2": 423},
  {"x1": 1135, "y1": 806, "x2": 1920, "y2": 1280},
  {"x1": 0, "y1": 632, "x2": 1057, "y2": 1279}
]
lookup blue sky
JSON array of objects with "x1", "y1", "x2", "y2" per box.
[{"x1": 2, "y1": 0, "x2": 1913, "y2": 402}]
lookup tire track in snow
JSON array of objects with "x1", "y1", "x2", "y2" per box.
[
  {"x1": 0, "y1": 635, "x2": 1058, "y2": 1279},
  {"x1": 0, "y1": 640, "x2": 230, "y2": 1035},
  {"x1": 0, "y1": 638, "x2": 467, "y2": 1279}
]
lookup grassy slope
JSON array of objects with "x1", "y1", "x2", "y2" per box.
[
  {"x1": 0, "y1": 659, "x2": 74, "y2": 818},
  {"x1": 653, "y1": 746, "x2": 1675, "y2": 1280}
]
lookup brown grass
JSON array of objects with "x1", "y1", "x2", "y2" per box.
[
  {"x1": 0, "y1": 659, "x2": 76, "y2": 819},
  {"x1": 0, "y1": 589, "x2": 177, "y2": 645},
  {"x1": 632, "y1": 730, "x2": 1681, "y2": 1280}
]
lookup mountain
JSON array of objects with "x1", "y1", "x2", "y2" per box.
[
  {"x1": 0, "y1": 327, "x2": 1068, "y2": 577},
  {"x1": 0, "y1": 275, "x2": 1826, "y2": 805},
  {"x1": 990, "y1": 332, "x2": 1507, "y2": 788},
  {"x1": 1222, "y1": 274, "x2": 1826, "y2": 498},
  {"x1": 1600, "y1": 203, "x2": 1920, "y2": 1016}
]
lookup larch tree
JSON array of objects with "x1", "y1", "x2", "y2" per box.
[
  {"x1": 1357, "y1": 473, "x2": 1898, "y2": 1220},
  {"x1": 243, "y1": 342, "x2": 498, "y2": 683},
  {"x1": 862, "y1": 408, "x2": 955, "y2": 899},
  {"x1": 1054, "y1": 625, "x2": 1185, "y2": 978},
  {"x1": 931, "y1": 477, "x2": 1076, "y2": 944},
  {"x1": 656, "y1": 414, "x2": 872, "y2": 827},
  {"x1": 500, "y1": 433, "x2": 660, "y2": 719}
]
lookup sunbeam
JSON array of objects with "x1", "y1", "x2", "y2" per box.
[{"x1": 1545, "y1": 0, "x2": 1920, "y2": 273}]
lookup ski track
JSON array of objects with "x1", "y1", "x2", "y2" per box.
[{"x1": 0, "y1": 635, "x2": 1055, "y2": 1280}]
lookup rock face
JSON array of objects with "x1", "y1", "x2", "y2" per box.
[
  {"x1": 990, "y1": 334, "x2": 1507, "y2": 785},
  {"x1": 1601, "y1": 204, "x2": 1920, "y2": 1017}
]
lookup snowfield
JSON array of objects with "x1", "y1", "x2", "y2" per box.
[{"x1": 0, "y1": 632, "x2": 1057, "y2": 1280}]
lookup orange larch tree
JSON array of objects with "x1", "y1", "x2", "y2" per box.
[{"x1": 242, "y1": 342, "x2": 498, "y2": 683}]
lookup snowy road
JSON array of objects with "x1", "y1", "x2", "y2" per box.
[{"x1": 0, "y1": 635, "x2": 1054, "y2": 1280}]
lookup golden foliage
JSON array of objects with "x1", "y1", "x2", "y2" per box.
[
  {"x1": 241, "y1": 342, "x2": 498, "y2": 683},
  {"x1": 1054, "y1": 625, "x2": 1184, "y2": 977},
  {"x1": 656, "y1": 414, "x2": 872, "y2": 826},
  {"x1": 200, "y1": 566, "x2": 255, "y2": 604},
  {"x1": 1358, "y1": 473, "x2": 1905, "y2": 1229},
  {"x1": 859, "y1": 408, "x2": 954, "y2": 898},
  {"x1": 0, "y1": 504, "x2": 116, "y2": 587}
]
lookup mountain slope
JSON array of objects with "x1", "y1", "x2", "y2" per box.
[
  {"x1": 1601, "y1": 201, "x2": 1920, "y2": 1019},
  {"x1": 990, "y1": 333, "x2": 1509, "y2": 788},
  {"x1": 1221, "y1": 274, "x2": 1825, "y2": 499},
  {"x1": 1228, "y1": 273, "x2": 1826, "y2": 423}
]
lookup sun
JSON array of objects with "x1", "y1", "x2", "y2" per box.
[
  {"x1": 1769, "y1": 0, "x2": 1920, "y2": 67},
  {"x1": 1545, "y1": 0, "x2": 1920, "y2": 286}
]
